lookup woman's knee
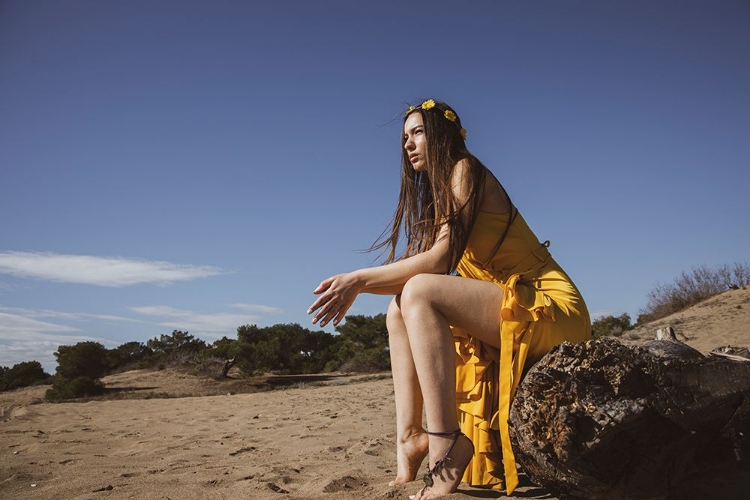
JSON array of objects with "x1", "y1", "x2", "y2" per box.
[{"x1": 400, "y1": 274, "x2": 436, "y2": 312}]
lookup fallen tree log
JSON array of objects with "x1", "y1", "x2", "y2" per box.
[{"x1": 509, "y1": 336, "x2": 750, "y2": 500}]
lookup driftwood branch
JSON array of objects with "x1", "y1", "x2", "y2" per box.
[{"x1": 220, "y1": 358, "x2": 236, "y2": 379}]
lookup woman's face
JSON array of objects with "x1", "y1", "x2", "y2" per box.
[{"x1": 403, "y1": 112, "x2": 427, "y2": 172}]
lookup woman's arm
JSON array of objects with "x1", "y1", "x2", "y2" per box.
[
  {"x1": 307, "y1": 230, "x2": 452, "y2": 326},
  {"x1": 308, "y1": 160, "x2": 474, "y2": 327}
]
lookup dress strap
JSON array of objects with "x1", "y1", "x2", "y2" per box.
[{"x1": 482, "y1": 173, "x2": 518, "y2": 268}]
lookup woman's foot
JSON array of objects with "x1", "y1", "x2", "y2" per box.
[
  {"x1": 414, "y1": 431, "x2": 474, "y2": 500},
  {"x1": 389, "y1": 428, "x2": 429, "y2": 486}
]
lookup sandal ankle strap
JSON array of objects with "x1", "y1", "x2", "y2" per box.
[{"x1": 426, "y1": 429, "x2": 461, "y2": 437}]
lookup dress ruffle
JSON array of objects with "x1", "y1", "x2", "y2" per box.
[
  {"x1": 454, "y1": 329, "x2": 504, "y2": 489},
  {"x1": 454, "y1": 273, "x2": 557, "y2": 494}
]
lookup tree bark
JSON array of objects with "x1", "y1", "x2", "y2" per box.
[{"x1": 509, "y1": 336, "x2": 750, "y2": 499}]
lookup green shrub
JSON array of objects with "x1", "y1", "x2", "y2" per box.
[
  {"x1": 592, "y1": 313, "x2": 632, "y2": 338},
  {"x1": 147, "y1": 331, "x2": 206, "y2": 365},
  {"x1": 106, "y1": 341, "x2": 152, "y2": 372},
  {"x1": 46, "y1": 376, "x2": 104, "y2": 401},
  {"x1": 332, "y1": 314, "x2": 391, "y2": 373},
  {"x1": 337, "y1": 348, "x2": 391, "y2": 373},
  {"x1": 0, "y1": 361, "x2": 51, "y2": 392},
  {"x1": 46, "y1": 342, "x2": 109, "y2": 402},
  {"x1": 54, "y1": 342, "x2": 109, "y2": 380}
]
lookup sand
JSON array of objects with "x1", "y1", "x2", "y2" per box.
[{"x1": 2, "y1": 287, "x2": 749, "y2": 499}]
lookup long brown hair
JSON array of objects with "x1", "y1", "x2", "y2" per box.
[{"x1": 371, "y1": 100, "x2": 488, "y2": 272}]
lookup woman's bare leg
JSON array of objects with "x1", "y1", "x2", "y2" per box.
[
  {"x1": 386, "y1": 296, "x2": 429, "y2": 485},
  {"x1": 399, "y1": 274, "x2": 503, "y2": 499}
]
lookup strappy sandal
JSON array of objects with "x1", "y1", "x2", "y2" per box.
[{"x1": 414, "y1": 429, "x2": 474, "y2": 499}]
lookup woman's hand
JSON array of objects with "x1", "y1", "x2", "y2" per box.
[{"x1": 307, "y1": 272, "x2": 363, "y2": 327}]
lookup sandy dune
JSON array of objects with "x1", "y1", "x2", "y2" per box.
[
  {"x1": 2, "y1": 287, "x2": 749, "y2": 499},
  {"x1": 619, "y1": 286, "x2": 750, "y2": 353}
]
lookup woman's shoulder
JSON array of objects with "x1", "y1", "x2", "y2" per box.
[
  {"x1": 450, "y1": 157, "x2": 475, "y2": 179},
  {"x1": 480, "y1": 170, "x2": 513, "y2": 215},
  {"x1": 449, "y1": 157, "x2": 485, "y2": 192},
  {"x1": 447, "y1": 158, "x2": 478, "y2": 205}
]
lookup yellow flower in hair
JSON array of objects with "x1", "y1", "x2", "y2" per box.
[
  {"x1": 460, "y1": 128, "x2": 467, "y2": 140},
  {"x1": 421, "y1": 99, "x2": 436, "y2": 110},
  {"x1": 444, "y1": 110, "x2": 457, "y2": 122}
]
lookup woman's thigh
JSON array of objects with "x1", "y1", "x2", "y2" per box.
[{"x1": 400, "y1": 274, "x2": 503, "y2": 349}]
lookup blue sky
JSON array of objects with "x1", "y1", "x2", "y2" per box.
[{"x1": 1, "y1": 1, "x2": 748, "y2": 372}]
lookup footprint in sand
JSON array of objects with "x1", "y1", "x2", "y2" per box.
[
  {"x1": 362, "y1": 438, "x2": 385, "y2": 456},
  {"x1": 266, "y1": 482, "x2": 290, "y2": 493},
  {"x1": 323, "y1": 475, "x2": 368, "y2": 493},
  {"x1": 228, "y1": 446, "x2": 257, "y2": 456}
]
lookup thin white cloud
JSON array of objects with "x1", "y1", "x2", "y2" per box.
[
  {"x1": 0, "y1": 312, "x2": 79, "y2": 336},
  {"x1": 0, "y1": 251, "x2": 223, "y2": 287},
  {"x1": 0, "y1": 306, "x2": 144, "y2": 324},
  {"x1": 130, "y1": 305, "x2": 265, "y2": 339},
  {"x1": 0, "y1": 312, "x2": 107, "y2": 371},
  {"x1": 228, "y1": 303, "x2": 284, "y2": 315}
]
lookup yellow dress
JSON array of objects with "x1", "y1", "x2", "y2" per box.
[{"x1": 453, "y1": 210, "x2": 590, "y2": 494}]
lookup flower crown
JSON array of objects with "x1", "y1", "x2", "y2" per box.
[{"x1": 407, "y1": 99, "x2": 467, "y2": 140}]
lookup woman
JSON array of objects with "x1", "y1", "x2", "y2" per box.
[{"x1": 308, "y1": 99, "x2": 590, "y2": 499}]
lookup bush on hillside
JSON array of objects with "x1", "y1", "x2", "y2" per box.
[
  {"x1": 54, "y1": 342, "x2": 110, "y2": 380},
  {"x1": 106, "y1": 341, "x2": 153, "y2": 372},
  {"x1": 337, "y1": 347, "x2": 391, "y2": 373},
  {"x1": 0, "y1": 361, "x2": 51, "y2": 392},
  {"x1": 638, "y1": 262, "x2": 750, "y2": 323},
  {"x1": 46, "y1": 376, "x2": 104, "y2": 401},
  {"x1": 235, "y1": 323, "x2": 338, "y2": 375},
  {"x1": 592, "y1": 313, "x2": 632, "y2": 338},
  {"x1": 331, "y1": 314, "x2": 390, "y2": 372},
  {"x1": 45, "y1": 342, "x2": 109, "y2": 401},
  {"x1": 147, "y1": 330, "x2": 206, "y2": 365},
  {"x1": 232, "y1": 315, "x2": 389, "y2": 375}
]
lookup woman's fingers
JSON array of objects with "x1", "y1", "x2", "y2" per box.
[
  {"x1": 318, "y1": 294, "x2": 354, "y2": 327},
  {"x1": 310, "y1": 293, "x2": 339, "y2": 326},
  {"x1": 307, "y1": 295, "x2": 325, "y2": 315},
  {"x1": 323, "y1": 296, "x2": 347, "y2": 327},
  {"x1": 308, "y1": 277, "x2": 336, "y2": 315},
  {"x1": 332, "y1": 297, "x2": 353, "y2": 326},
  {"x1": 309, "y1": 273, "x2": 359, "y2": 326}
]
